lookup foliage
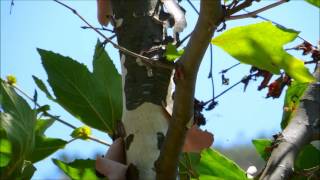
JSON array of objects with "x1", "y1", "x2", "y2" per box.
[
  {"x1": 0, "y1": 81, "x2": 66, "y2": 178},
  {"x1": 70, "y1": 126, "x2": 92, "y2": 140},
  {"x1": 37, "y1": 40, "x2": 122, "y2": 136},
  {"x1": 52, "y1": 159, "x2": 99, "y2": 180},
  {"x1": 212, "y1": 22, "x2": 314, "y2": 83},
  {"x1": 165, "y1": 43, "x2": 184, "y2": 62},
  {"x1": 252, "y1": 139, "x2": 272, "y2": 161}
]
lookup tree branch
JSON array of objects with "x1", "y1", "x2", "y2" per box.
[
  {"x1": 226, "y1": 0, "x2": 254, "y2": 16},
  {"x1": 260, "y1": 65, "x2": 320, "y2": 180},
  {"x1": 155, "y1": 0, "x2": 224, "y2": 179},
  {"x1": 226, "y1": 0, "x2": 288, "y2": 21}
]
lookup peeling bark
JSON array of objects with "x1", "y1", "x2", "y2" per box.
[{"x1": 260, "y1": 65, "x2": 320, "y2": 180}]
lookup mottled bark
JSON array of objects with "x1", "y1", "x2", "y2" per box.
[{"x1": 112, "y1": 0, "x2": 173, "y2": 179}]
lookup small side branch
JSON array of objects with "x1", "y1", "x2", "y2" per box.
[
  {"x1": 226, "y1": 0, "x2": 288, "y2": 21},
  {"x1": 155, "y1": 0, "x2": 224, "y2": 179},
  {"x1": 260, "y1": 66, "x2": 320, "y2": 179}
]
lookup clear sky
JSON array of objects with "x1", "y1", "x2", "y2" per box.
[{"x1": 1, "y1": 0, "x2": 319, "y2": 179}]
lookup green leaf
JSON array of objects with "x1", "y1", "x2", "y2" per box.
[
  {"x1": 52, "y1": 158, "x2": 99, "y2": 180},
  {"x1": 165, "y1": 43, "x2": 184, "y2": 61},
  {"x1": 305, "y1": 0, "x2": 320, "y2": 8},
  {"x1": 179, "y1": 152, "x2": 200, "y2": 178},
  {"x1": 196, "y1": 148, "x2": 248, "y2": 180},
  {"x1": 281, "y1": 81, "x2": 308, "y2": 129},
  {"x1": 37, "y1": 40, "x2": 122, "y2": 135},
  {"x1": 212, "y1": 22, "x2": 315, "y2": 83},
  {"x1": 32, "y1": 75, "x2": 56, "y2": 101},
  {"x1": 0, "y1": 81, "x2": 36, "y2": 175},
  {"x1": 71, "y1": 126, "x2": 92, "y2": 140},
  {"x1": 0, "y1": 138, "x2": 12, "y2": 167},
  {"x1": 252, "y1": 139, "x2": 272, "y2": 161},
  {"x1": 295, "y1": 144, "x2": 320, "y2": 170},
  {"x1": 28, "y1": 119, "x2": 67, "y2": 163}
]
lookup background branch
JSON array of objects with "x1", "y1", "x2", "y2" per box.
[
  {"x1": 260, "y1": 65, "x2": 320, "y2": 180},
  {"x1": 226, "y1": 0, "x2": 288, "y2": 21},
  {"x1": 155, "y1": 0, "x2": 224, "y2": 179}
]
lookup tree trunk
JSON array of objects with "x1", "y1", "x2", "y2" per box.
[{"x1": 111, "y1": 0, "x2": 173, "y2": 179}]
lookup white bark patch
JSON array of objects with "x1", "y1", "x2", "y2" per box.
[
  {"x1": 162, "y1": 0, "x2": 187, "y2": 33},
  {"x1": 122, "y1": 103, "x2": 168, "y2": 179}
]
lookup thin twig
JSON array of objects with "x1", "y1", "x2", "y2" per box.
[
  {"x1": 81, "y1": 26, "x2": 114, "y2": 33},
  {"x1": 7, "y1": 82, "x2": 110, "y2": 146},
  {"x1": 226, "y1": 0, "x2": 287, "y2": 21},
  {"x1": 226, "y1": 0, "x2": 254, "y2": 16},
  {"x1": 186, "y1": 0, "x2": 199, "y2": 15},
  {"x1": 9, "y1": 0, "x2": 14, "y2": 14},
  {"x1": 53, "y1": 0, "x2": 174, "y2": 70},
  {"x1": 219, "y1": 63, "x2": 241, "y2": 74}
]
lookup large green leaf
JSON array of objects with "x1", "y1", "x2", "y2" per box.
[
  {"x1": 305, "y1": 0, "x2": 320, "y2": 8},
  {"x1": 212, "y1": 22, "x2": 314, "y2": 83},
  {"x1": 252, "y1": 139, "x2": 272, "y2": 161},
  {"x1": 0, "y1": 81, "x2": 36, "y2": 177},
  {"x1": 196, "y1": 148, "x2": 248, "y2": 180},
  {"x1": 295, "y1": 144, "x2": 320, "y2": 170},
  {"x1": 52, "y1": 158, "x2": 99, "y2": 180},
  {"x1": 28, "y1": 119, "x2": 67, "y2": 163},
  {"x1": 281, "y1": 81, "x2": 308, "y2": 129},
  {"x1": 37, "y1": 40, "x2": 122, "y2": 135}
]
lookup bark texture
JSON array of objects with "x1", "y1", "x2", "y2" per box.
[
  {"x1": 112, "y1": 0, "x2": 173, "y2": 179},
  {"x1": 260, "y1": 65, "x2": 320, "y2": 180}
]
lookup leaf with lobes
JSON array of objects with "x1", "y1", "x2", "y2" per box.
[
  {"x1": 212, "y1": 22, "x2": 315, "y2": 83},
  {"x1": 37, "y1": 40, "x2": 122, "y2": 136}
]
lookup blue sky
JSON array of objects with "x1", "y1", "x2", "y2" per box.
[{"x1": 1, "y1": 0, "x2": 319, "y2": 179}]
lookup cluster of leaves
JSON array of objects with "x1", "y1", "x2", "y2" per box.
[{"x1": 0, "y1": 41, "x2": 122, "y2": 179}]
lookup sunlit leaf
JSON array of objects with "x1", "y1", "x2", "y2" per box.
[
  {"x1": 165, "y1": 43, "x2": 184, "y2": 61},
  {"x1": 196, "y1": 148, "x2": 248, "y2": 180},
  {"x1": 305, "y1": 0, "x2": 320, "y2": 8},
  {"x1": 212, "y1": 22, "x2": 315, "y2": 83},
  {"x1": 53, "y1": 158, "x2": 99, "y2": 180},
  {"x1": 37, "y1": 40, "x2": 122, "y2": 136},
  {"x1": 252, "y1": 139, "x2": 272, "y2": 161},
  {"x1": 281, "y1": 81, "x2": 308, "y2": 129}
]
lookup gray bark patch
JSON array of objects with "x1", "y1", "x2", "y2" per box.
[
  {"x1": 125, "y1": 134, "x2": 134, "y2": 151},
  {"x1": 157, "y1": 132, "x2": 165, "y2": 150}
]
